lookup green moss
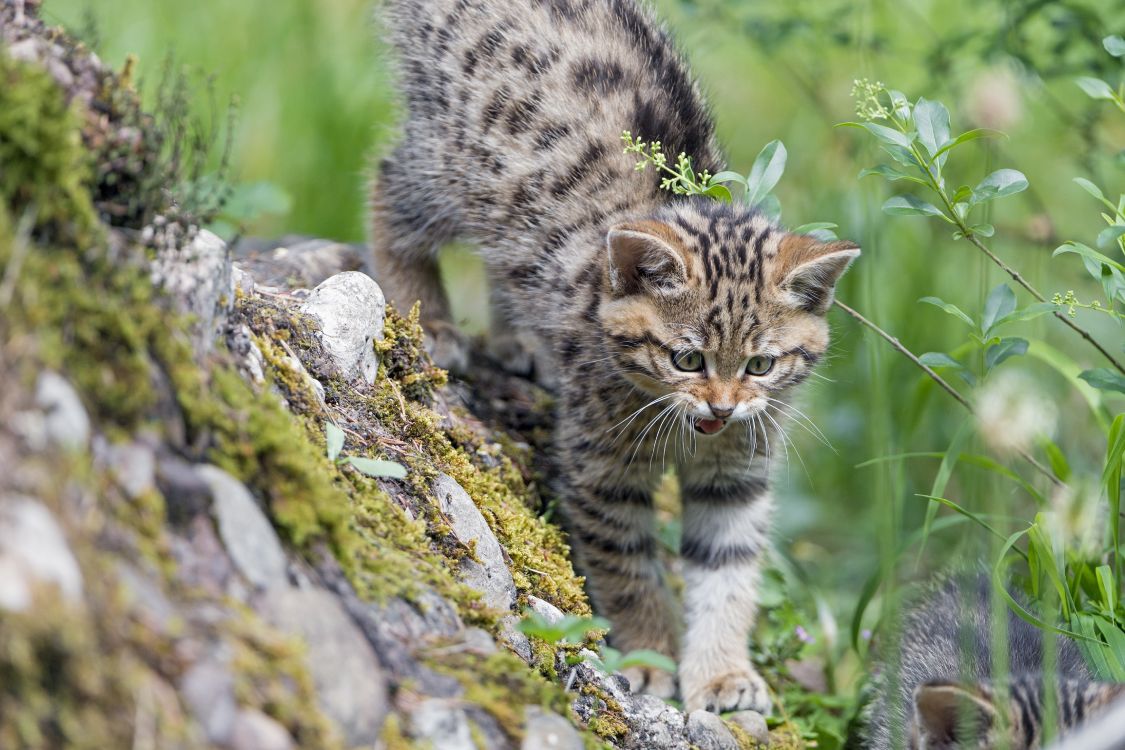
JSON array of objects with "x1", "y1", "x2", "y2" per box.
[
  {"x1": 725, "y1": 720, "x2": 765, "y2": 749},
  {"x1": 377, "y1": 714, "x2": 416, "y2": 750},
  {"x1": 0, "y1": 54, "x2": 98, "y2": 243}
]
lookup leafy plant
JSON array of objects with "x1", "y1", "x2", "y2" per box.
[
  {"x1": 515, "y1": 611, "x2": 675, "y2": 678},
  {"x1": 325, "y1": 421, "x2": 407, "y2": 479}
]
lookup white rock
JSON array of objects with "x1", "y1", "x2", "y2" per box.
[
  {"x1": 299, "y1": 271, "x2": 385, "y2": 385},
  {"x1": 196, "y1": 465, "x2": 288, "y2": 590},
  {"x1": 150, "y1": 229, "x2": 233, "y2": 357},
  {"x1": 527, "y1": 595, "x2": 565, "y2": 625},
  {"x1": 261, "y1": 587, "x2": 389, "y2": 746},
  {"x1": 35, "y1": 371, "x2": 90, "y2": 451},
  {"x1": 625, "y1": 694, "x2": 688, "y2": 750},
  {"x1": 410, "y1": 699, "x2": 476, "y2": 750},
  {"x1": 686, "y1": 710, "x2": 740, "y2": 750},
  {"x1": 432, "y1": 473, "x2": 515, "y2": 611},
  {"x1": 499, "y1": 614, "x2": 533, "y2": 662},
  {"x1": 522, "y1": 707, "x2": 584, "y2": 750},
  {"x1": 228, "y1": 709, "x2": 294, "y2": 750},
  {"x1": 0, "y1": 495, "x2": 83, "y2": 612},
  {"x1": 181, "y1": 659, "x2": 238, "y2": 744},
  {"x1": 727, "y1": 710, "x2": 770, "y2": 747}
]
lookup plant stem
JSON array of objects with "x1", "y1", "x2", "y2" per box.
[{"x1": 834, "y1": 298, "x2": 1064, "y2": 488}]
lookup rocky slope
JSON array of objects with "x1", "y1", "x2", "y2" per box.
[{"x1": 0, "y1": 3, "x2": 777, "y2": 748}]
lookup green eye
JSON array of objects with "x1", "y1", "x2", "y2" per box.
[
  {"x1": 672, "y1": 350, "x2": 704, "y2": 372},
  {"x1": 746, "y1": 355, "x2": 774, "y2": 376}
]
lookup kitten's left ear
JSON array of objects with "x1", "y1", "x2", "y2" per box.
[
  {"x1": 914, "y1": 681, "x2": 998, "y2": 746},
  {"x1": 775, "y1": 235, "x2": 861, "y2": 314}
]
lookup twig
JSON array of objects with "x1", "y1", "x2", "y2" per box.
[
  {"x1": 835, "y1": 299, "x2": 1063, "y2": 488},
  {"x1": 963, "y1": 233, "x2": 1125, "y2": 376}
]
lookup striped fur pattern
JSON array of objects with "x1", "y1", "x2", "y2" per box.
[
  {"x1": 866, "y1": 576, "x2": 1125, "y2": 749},
  {"x1": 370, "y1": 0, "x2": 859, "y2": 713}
]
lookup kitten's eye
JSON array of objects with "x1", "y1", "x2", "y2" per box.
[
  {"x1": 671, "y1": 350, "x2": 704, "y2": 372},
  {"x1": 746, "y1": 355, "x2": 775, "y2": 376}
]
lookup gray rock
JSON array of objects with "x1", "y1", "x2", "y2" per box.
[
  {"x1": 299, "y1": 271, "x2": 385, "y2": 385},
  {"x1": 156, "y1": 454, "x2": 213, "y2": 525},
  {"x1": 228, "y1": 709, "x2": 294, "y2": 750},
  {"x1": 432, "y1": 473, "x2": 515, "y2": 611},
  {"x1": 461, "y1": 627, "x2": 499, "y2": 655},
  {"x1": 410, "y1": 699, "x2": 476, "y2": 750},
  {"x1": 150, "y1": 229, "x2": 233, "y2": 357},
  {"x1": 727, "y1": 710, "x2": 770, "y2": 747},
  {"x1": 196, "y1": 465, "x2": 288, "y2": 591},
  {"x1": 97, "y1": 439, "x2": 156, "y2": 499},
  {"x1": 522, "y1": 707, "x2": 584, "y2": 750},
  {"x1": 261, "y1": 587, "x2": 389, "y2": 746},
  {"x1": 228, "y1": 324, "x2": 266, "y2": 385},
  {"x1": 35, "y1": 371, "x2": 90, "y2": 451},
  {"x1": 686, "y1": 710, "x2": 740, "y2": 750},
  {"x1": 527, "y1": 595, "x2": 565, "y2": 625},
  {"x1": 500, "y1": 614, "x2": 533, "y2": 663},
  {"x1": 0, "y1": 495, "x2": 83, "y2": 612},
  {"x1": 231, "y1": 265, "x2": 256, "y2": 295},
  {"x1": 625, "y1": 694, "x2": 688, "y2": 750},
  {"x1": 232, "y1": 237, "x2": 368, "y2": 289},
  {"x1": 180, "y1": 660, "x2": 238, "y2": 745}
]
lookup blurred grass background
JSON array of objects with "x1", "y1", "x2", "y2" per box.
[{"x1": 44, "y1": 0, "x2": 1125, "y2": 732}]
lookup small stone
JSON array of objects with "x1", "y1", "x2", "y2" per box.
[
  {"x1": 232, "y1": 265, "x2": 256, "y2": 295},
  {"x1": 180, "y1": 660, "x2": 238, "y2": 744},
  {"x1": 156, "y1": 454, "x2": 212, "y2": 525},
  {"x1": 499, "y1": 614, "x2": 533, "y2": 662},
  {"x1": 261, "y1": 587, "x2": 389, "y2": 746},
  {"x1": 625, "y1": 694, "x2": 688, "y2": 750},
  {"x1": 99, "y1": 439, "x2": 156, "y2": 499},
  {"x1": 196, "y1": 465, "x2": 288, "y2": 590},
  {"x1": 527, "y1": 595, "x2": 565, "y2": 625},
  {"x1": 228, "y1": 709, "x2": 294, "y2": 750},
  {"x1": 432, "y1": 474, "x2": 515, "y2": 611},
  {"x1": 35, "y1": 371, "x2": 90, "y2": 451},
  {"x1": 522, "y1": 707, "x2": 584, "y2": 750},
  {"x1": 0, "y1": 495, "x2": 83, "y2": 612},
  {"x1": 410, "y1": 699, "x2": 476, "y2": 750},
  {"x1": 228, "y1": 324, "x2": 266, "y2": 385},
  {"x1": 299, "y1": 271, "x2": 385, "y2": 385},
  {"x1": 686, "y1": 710, "x2": 740, "y2": 750},
  {"x1": 461, "y1": 627, "x2": 499, "y2": 655},
  {"x1": 727, "y1": 710, "x2": 769, "y2": 747}
]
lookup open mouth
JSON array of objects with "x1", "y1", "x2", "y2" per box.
[{"x1": 693, "y1": 418, "x2": 727, "y2": 435}]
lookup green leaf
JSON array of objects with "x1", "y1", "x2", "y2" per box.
[
  {"x1": 1096, "y1": 225, "x2": 1125, "y2": 250},
  {"x1": 919, "y1": 296, "x2": 975, "y2": 327},
  {"x1": 985, "y1": 337, "x2": 1028, "y2": 370},
  {"x1": 709, "y1": 171, "x2": 747, "y2": 187},
  {"x1": 970, "y1": 169, "x2": 1028, "y2": 204},
  {"x1": 1079, "y1": 368, "x2": 1125, "y2": 395},
  {"x1": 916, "y1": 418, "x2": 973, "y2": 563},
  {"x1": 880, "y1": 144, "x2": 925, "y2": 170},
  {"x1": 344, "y1": 456, "x2": 408, "y2": 479},
  {"x1": 326, "y1": 422, "x2": 345, "y2": 463},
  {"x1": 1096, "y1": 565, "x2": 1117, "y2": 625},
  {"x1": 1053, "y1": 241, "x2": 1125, "y2": 273},
  {"x1": 792, "y1": 222, "x2": 839, "y2": 234},
  {"x1": 615, "y1": 649, "x2": 677, "y2": 673},
  {"x1": 919, "y1": 352, "x2": 964, "y2": 369},
  {"x1": 1076, "y1": 77, "x2": 1116, "y2": 100},
  {"x1": 756, "y1": 193, "x2": 782, "y2": 222},
  {"x1": 745, "y1": 140, "x2": 787, "y2": 207},
  {"x1": 981, "y1": 283, "x2": 1016, "y2": 334},
  {"x1": 839, "y1": 121, "x2": 916, "y2": 150},
  {"x1": 1074, "y1": 177, "x2": 1110, "y2": 205},
  {"x1": 858, "y1": 165, "x2": 926, "y2": 184},
  {"x1": 701, "y1": 184, "x2": 733, "y2": 202},
  {"x1": 992, "y1": 302, "x2": 1059, "y2": 328},
  {"x1": 1041, "y1": 438, "x2": 1071, "y2": 483},
  {"x1": 1105, "y1": 35, "x2": 1125, "y2": 57},
  {"x1": 970, "y1": 223, "x2": 995, "y2": 237},
  {"x1": 913, "y1": 97, "x2": 951, "y2": 159},
  {"x1": 883, "y1": 195, "x2": 947, "y2": 219},
  {"x1": 931, "y1": 129, "x2": 1004, "y2": 160}
]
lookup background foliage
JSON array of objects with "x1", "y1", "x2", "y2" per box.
[{"x1": 44, "y1": 0, "x2": 1125, "y2": 745}]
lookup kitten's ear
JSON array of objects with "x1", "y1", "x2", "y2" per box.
[
  {"x1": 606, "y1": 222, "x2": 691, "y2": 297},
  {"x1": 914, "y1": 681, "x2": 998, "y2": 746},
  {"x1": 775, "y1": 235, "x2": 860, "y2": 314}
]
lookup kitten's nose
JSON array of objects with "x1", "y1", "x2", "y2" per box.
[{"x1": 709, "y1": 404, "x2": 733, "y2": 419}]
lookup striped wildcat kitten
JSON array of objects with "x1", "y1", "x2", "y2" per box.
[
  {"x1": 371, "y1": 0, "x2": 858, "y2": 713},
  {"x1": 865, "y1": 575, "x2": 1125, "y2": 749}
]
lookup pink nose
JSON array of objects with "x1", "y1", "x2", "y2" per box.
[{"x1": 709, "y1": 404, "x2": 733, "y2": 419}]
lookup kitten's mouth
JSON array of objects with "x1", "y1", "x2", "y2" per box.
[{"x1": 694, "y1": 418, "x2": 727, "y2": 435}]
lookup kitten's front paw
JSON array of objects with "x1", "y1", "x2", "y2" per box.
[
  {"x1": 622, "y1": 665, "x2": 676, "y2": 700},
  {"x1": 423, "y1": 320, "x2": 469, "y2": 374},
  {"x1": 682, "y1": 667, "x2": 772, "y2": 715}
]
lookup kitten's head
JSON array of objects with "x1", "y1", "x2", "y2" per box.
[
  {"x1": 911, "y1": 678, "x2": 1125, "y2": 749},
  {"x1": 598, "y1": 198, "x2": 858, "y2": 436}
]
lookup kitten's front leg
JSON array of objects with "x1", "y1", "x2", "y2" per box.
[
  {"x1": 561, "y1": 468, "x2": 679, "y2": 698},
  {"x1": 677, "y1": 476, "x2": 774, "y2": 714}
]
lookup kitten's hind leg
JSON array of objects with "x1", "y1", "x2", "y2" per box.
[{"x1": 370, "y1": 152, "x2": 468, "y2": 372}]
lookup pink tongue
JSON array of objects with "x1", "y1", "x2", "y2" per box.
[{"x1": 697, "y1": 418, "x2": 725, "y2": 434}]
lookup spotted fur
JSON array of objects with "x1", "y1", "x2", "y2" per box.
[
  {"x1": 866, "y1": 576, "x2": 1125, "y2": 749},
  {"x1": 371, "y1": 0, "x2": 859, "y2": 713}
]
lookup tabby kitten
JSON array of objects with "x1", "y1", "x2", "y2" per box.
[
  {"x1": 371, "y1": 0, "x2": 858, "y2": 713},
  {"x1": 865, "y1": 576, "x2": 1125, "y2": 749}
]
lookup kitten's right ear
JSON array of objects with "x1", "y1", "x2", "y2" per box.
[
  {"x1": 606, "y1": 222, "x2": 691, "y2": 296},
  {"x1": 914, "y1": 681, "x2": 998, "y2": 746}
]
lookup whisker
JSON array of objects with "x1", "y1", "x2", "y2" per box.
[
  {"x1": 765, "y1": 398, "x2": 835, "y2": 452},
  {"x1": 607, "y1": 392, "x2": 676, "y2": 436}
]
